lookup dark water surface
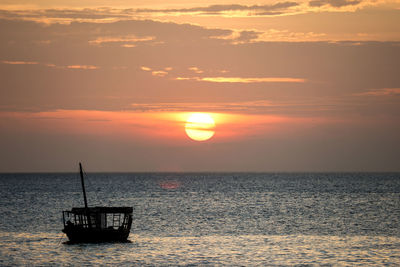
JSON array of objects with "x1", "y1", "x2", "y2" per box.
[{"x1": 0, "y1": 173, "x2": 399, "y2": 265}]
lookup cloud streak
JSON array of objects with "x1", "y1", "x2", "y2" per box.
[
  {"x1": 136, "y1": 2, "x2": 299, "y2": 16},
  {"x1": 141, "y1": 66, "x2": 172, "y2": 77},
  {"x1": 309, "y1": 0, "x2": 361, "y2": 8},
  {"x1": 128, "y1": 99, "x2": 344, "y2": 115},
  {"x1": 188, "y1": 67, "x2": 204, "y2": 74},
  {"x1": 88, "y1": 35, "x2": 156, "y2": 47},
  {"x1": 176, "y1": 77, "x2": 306, "y2": 83},
  {"x1": 130, "y1": 101, "x2": 274, "y2": 112},
  {"x1": 1, "y1": 60, "x2": 38, "y2": 65},
  {"x1": 355, "y1": 88, "x2": 400, "y2": 96},
  {"x1": 66, "y1": 65, "x2": 99, "y2": 70},
  {"x1": 1, "y1": 60, "x2": 100, "y2": 70}
]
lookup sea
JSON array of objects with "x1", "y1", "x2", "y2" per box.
[{"x1": 0, "y1": 172, "x2": 399, "y2": 266}]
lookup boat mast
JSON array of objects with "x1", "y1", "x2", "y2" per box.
[
  {"x1": 79, "y1": 162, "x2": 92, "y2": 228},
  {"x1": 79, "y1": 162, "x2": 89, "y2": 209}
]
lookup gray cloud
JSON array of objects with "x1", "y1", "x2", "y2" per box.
[
  {"x1": 236, "y1": 30, "x2": 261, "y2": 43},
  {"x1": 0, "y1": 8, "x2": 128, "y2": 21},
  {"x1": 309, "y1": 0, "x2": 361, "y2": 7},
  {"x1": 0, "y1": 3, "x2": 300, "y2": 23},
  {"x1": 128, "y1": 100, "x2": 349, "y2": 114},
  {"x1": 136, "y1": 2, "x2": 299, "y2": 16}
]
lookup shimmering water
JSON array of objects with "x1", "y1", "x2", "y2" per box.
[{"x1": 0, "y1": 173, "x2": 399, "y2": 265}]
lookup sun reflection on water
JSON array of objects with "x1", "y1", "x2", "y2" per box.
[{"x1": 1, "y1": 232, "x2": 399, "y2": 265}]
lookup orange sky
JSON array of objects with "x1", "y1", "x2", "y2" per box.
[{"x1": 0, "y1": 0, "x2": 399, "y2": 171}]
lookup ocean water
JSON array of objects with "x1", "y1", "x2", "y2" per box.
[{"x1": 0, "y1": 172, "x2": 399, "y2": 266}]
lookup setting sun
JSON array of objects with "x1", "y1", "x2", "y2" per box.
[{"x1": 185, "y1": 113, "x2": 215, "y2": 141}]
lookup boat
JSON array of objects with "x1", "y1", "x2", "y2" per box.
[{"x1": 62, "y1": 163, "x2": 133, "y2": 243}]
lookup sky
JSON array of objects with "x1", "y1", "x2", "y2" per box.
[{"x1": 0, "y1": 0, "x2": 399, "y2": 172}]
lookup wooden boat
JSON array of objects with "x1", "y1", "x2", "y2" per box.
[{"x1": 62, "y1": 163, "x2": 132, "y2": 243}]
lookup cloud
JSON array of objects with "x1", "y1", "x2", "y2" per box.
[
  {"x1": 1, "y1": 54, "x2": 104, "y2": 71},
  {"x1": 1, "y1": 7, "x2": 394, "y2": 44},
  {"x1": 88, "y1": 35, "x2": 156, "y2": 47},
  {"x1": 176, "y1": 77, "x2": 306, "y2": 83},
  {"x1": 0, "y1": 3, "x2": 300, "y2": 25},
  {"x1": 1, "y1": 17, "x2": 399, "y2": 119},
  {"x1": 309, "y1": 0, "x2": 361, "y2": 7},
  {"x1": 214, "y1": 30, "x2": 263, "y2": 44},
  {"x1": 235, "y1": 30, "x2": 261, "y2": 43},
  {"x1": 212, "y1": 28, "x2": 327, "y2": 43},
  {"x1": 0, "y1": 8, "x2": 131, "y2": 24},
  {"x1": 151, "y1": 70, "x2": 168, "y2": 77},
  {"x1": 1, "y1": 60, "x2": 99, "y2": 70},
  {"x1": 355, "y1": 88, "x2": 400, "y2": 96},
  {"x1": 257, "y1": 29, "x2": 327, "y2": 42},
  {"x1": 66, "y1": 65, "x2": 99, "y2": 70},
  {"x1": 129, "y1": 101, "x2": 274, "y2": 113},
  {"x1": 141, "y1": 66, "x2": 172, "y2": 77},
  {"x1": 188, "y1": 67, "x2": 203, "y2": 74},
  {"x1": 127, "y1": 99, "x2": 357, "y2": 116},
  {"x1": 0, "y1": 1, "x2": 390, "y2": 31},
  {"x1": 136, "y1": 2, "x2": 299, "y2": 16},
  {"x1": 1, "y1": 60, "x2": 38, "y2": 65},
  {"x1": 141, "y1": 66, "x2": 152, "y2": 71}
]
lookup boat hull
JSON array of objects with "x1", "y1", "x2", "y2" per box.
[{"x1": 63, "y1": 226, "x2": 130, "y2": 243}]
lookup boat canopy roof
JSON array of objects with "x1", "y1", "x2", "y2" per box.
[{"x1": 68, "y1": 207, "x2": 133, "y2": 214}]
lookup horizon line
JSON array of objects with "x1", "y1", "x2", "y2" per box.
[{"x1": 1, "y1": 171, "x2": 399, "y2": 174}]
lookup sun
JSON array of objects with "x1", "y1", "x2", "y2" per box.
[{"x1": 185, "y1": 113, "x2": 215, "y2": 141}]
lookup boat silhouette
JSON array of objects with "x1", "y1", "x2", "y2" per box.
[{"x1": 62, "y1": 163, "x2": 132, "y2": 243}]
